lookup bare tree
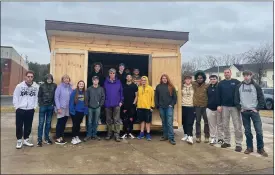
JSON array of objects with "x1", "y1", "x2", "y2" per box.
[{"x1": 243, "y1": 43, "x2": 273, "y2": 86}]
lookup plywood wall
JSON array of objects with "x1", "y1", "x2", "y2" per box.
[{"x1": 54, "y1": 53, "x2": 85, "y2": 87}]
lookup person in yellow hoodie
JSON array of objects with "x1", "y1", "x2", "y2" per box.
[{"x1": 137, "y1": 76, "x2": 155, "y2": 141}]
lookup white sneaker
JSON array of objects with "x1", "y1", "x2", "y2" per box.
[
  {"x1": 23, "y1": 139, "x2": 34, "y2": 147},
  {"x1": 187, "y1": 136, "x2": 193, "y2": 144},
  {"x1": 75, "y1": 136, "x2": 81, "y2": 143},
  {"x1": 129, "y1": 133, "x2": 135, "y2": 139},
  {"x1": 181, "y1": 134, "x2": 188, "y2": 141},
  {"x1": 121, "y1": 134, "x2": 127, "y2": 139},
  {"x1": 210, "y1": 138, "x2": 216, "y2": 145},
  {"x1": 71, "y1": 137, "x2": 78, "y2": 145},
  {"x1": 16, "y1": 139, "x2": 23, "y2": 149}
]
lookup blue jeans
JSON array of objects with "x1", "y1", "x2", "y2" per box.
[
  {"x1": 87, "y1": 107, "x2": 101, "y2": 137},
  {"x1": 159, "y1": 107, "x2": 174, "y2": 140},
  {"x1": 38, "y1": 105, "x2": 54, "y2": 141},
  {"x1": 241, "y1": 111, "x2": 264, "y2": 150}
]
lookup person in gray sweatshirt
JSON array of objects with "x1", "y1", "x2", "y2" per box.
[
  {"x1": 84, "y1": 76, "x2": 105, "y2": 141},
  {"x1": 235, "y1": 70, "x2": 267, "y2": 157}
]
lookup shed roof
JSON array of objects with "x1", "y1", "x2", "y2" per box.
[{"x1": 45, "y1": 20, "x2": 189, "y2": 50}]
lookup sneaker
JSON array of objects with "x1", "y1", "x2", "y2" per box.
[
  {"x1": 71, "y1": 137, "x2": 78, "y2": 145},
  {"x1": 210, "y1": 138, "x2": 216, "y2": 146},
  {"x1": 60, "y1": 137, "x2": 67, "y2": 144},
  {"x1": 257, "y1": 149, "x2": 268, "y2": 157},
  {"x1": 221, "y1": 143, "x2": 231, "y2": 148},
  {"x1": 75, "y1": 136, "x2": 82, "y2": 143},
  {"x1": 84, "y1": 136, "x2": 92, "y2": 142},
  {"x1": 146, "y1": 134, "x2": 152, "y2": 141},
  {"x1": 92, "y1": 135, "x2": 101, "y2": 141},
  {"x1": 187, "y1": 136, "x2": 194, "y2": 145},
  {"x1": 128, "y1": 133, "x2": 135, "y2": 139},
  {"x1": 160, "y1": 136, "x2": 168, "y2": 141},
  {"x1": 115, "y1": 135, "x2": 121, "y2": 142},
  {"x1": 196, "y1": 137, "x2": 201, "y2": 143},
  {"x1": 55, "y1": 138, "x2": 66, "y2": 145},
  {"x1": 181, "y1": 134, "x2": 188, "y2": 141},
  {"x1": 244, "y1": 148, "x2": 253, "y2": 154},
  {"x1": 137, "y1": 132, "x2": 145, "y2": 140},
  {"x1": 204, "y1": 137, "x2": 209, "y2": 143},
  {"x1": 121, "y1": 134, "x2": 128, "y2": 139},
  {"x1": 169, "y1": 139, "x2": 176, "y2": 145},
  {"x1": 217, "y1": 139, "x2": 224, "y2": 145},
  {"x1": 37, "y1": 141, "x2": 43, "y2": 147},
  {"x1": 105, "y1": 135, "x2": 112, "y2": 140},
  {"x1": 44, "y1": 139, "x2": 53, "y2": 145},
  {"x1": 23, "y1": 139, "x2": 34, "y2": 147},
  {"x1": 16, "y1": 139, "x2": 23, "y2": 149},
  {"x1": 235, "y1": 146, "x2": 242, "y2": 152}
]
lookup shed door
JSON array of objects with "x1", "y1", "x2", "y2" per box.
[
  {"x1": 52, "y1": 49, "x2": 88, "y2": 88},
  {"x1": 151, "y1": 55, "x2": 181, "y2": 127}
]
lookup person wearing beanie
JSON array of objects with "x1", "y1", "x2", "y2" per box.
[
  {"x1": 206, "y1": 75, "x2": 224, "y2": 146},
  {"x1": 217, "y1": 68, "x2": 242, "y2": 152},
  {"x1": 117, "y1": 63, "x2": 127, "y2": 85},
  {"x1": 84, "y1": 76, "x2": 105, "y2": 142},
  {"x1": 235, "y1": 70, "x2": 267, "y2": 157},
  {"x1": 181, "y1": 73, "x2": 196, "y2": 144},
  {"x1": 37, "y1": 74, "x2": 57, "y2": 147}
]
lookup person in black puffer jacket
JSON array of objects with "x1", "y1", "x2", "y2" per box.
[{"x1": 37, "y1": 74, "x2": 57, "y2": 146}]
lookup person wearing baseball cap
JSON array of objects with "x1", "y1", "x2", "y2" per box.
[{"x1": 235, "y1": 70, "x2": 267, "y2": 157}]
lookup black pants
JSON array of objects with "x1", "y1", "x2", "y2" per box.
[
  {"x1": 71, "y1": 112, "x2": 84, "y2": 137},
  {"x1": 195, "y1": 107, "x2": 210, "y2": 138},
  {"x1": 56, "y1": 116, "x2": 68, "y2": 138},
  {"x1": 122, "y1": 107, "x2": 135, "y2": 134},
  {"x1": 16, "y1": 109, "x2": 35, "y2": 140},
  {"x1": 182, "y1": 106, "x2": 196, "y2": 136}
]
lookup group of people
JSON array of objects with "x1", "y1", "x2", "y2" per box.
[
  {"x1": 181, "y1": 69, "x2": 268, "y2": 157},
  {"x1": 13, "y1": 62, "x2": 268, "y2": 157}
]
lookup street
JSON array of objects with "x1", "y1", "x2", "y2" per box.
[{"x1": 1, "y1": 96, "x2": 13, "y2": 107}]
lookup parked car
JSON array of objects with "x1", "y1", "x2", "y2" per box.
[{"x1": 262, "y1": 88, "x2": 274, "y2": 110}]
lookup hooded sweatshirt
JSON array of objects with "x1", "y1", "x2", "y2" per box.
[
  {"x1": 38, "y1": 74, "x2": 57, "y2": 106},
  {"x1": 86, "y1": 85, "x2": 105, "y2": 108},
  {"x1": 137, "y1": 76, "x2": 155, "y2": 109},
  {"x1": 104, "y1": 77, "x2": 124, "y2": 108},
  {"x1": 155, "y1": 83, "x2": 177, "y2": 108},
  {"x1": 69, "y1": 89, "x2": 88, "y2": 115},
  {"x1": 182, "y1": 83, "x2": 194, "y2": 106},
  {"x1": 54, "y1": 83, "x2": 73, "y2": 110},
  {"x1": 13, "y1": 81, "x2": 39, "y2": 110},
  {"x1": 235, "y1": 79, "x2": 265, "y2": 111}
]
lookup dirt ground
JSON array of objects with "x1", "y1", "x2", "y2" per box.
[{"x1": 1, "y1": 112, "x2": 274, "y2": 174}]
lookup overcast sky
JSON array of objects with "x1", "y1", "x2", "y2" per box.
[{"x1": 2, "y1": 2, "x2": 273, "y2": 64}]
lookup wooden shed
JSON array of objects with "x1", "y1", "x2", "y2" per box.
[{"x1": 45, "y1": 20, "x2": 189, "y2": 132}]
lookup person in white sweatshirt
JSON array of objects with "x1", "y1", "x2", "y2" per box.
[{"x1": 13, "y1": 70, "x2": 39, "y2": 149}]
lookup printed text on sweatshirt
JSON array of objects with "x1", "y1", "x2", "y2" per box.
[{"x1": 13, "y1": 81, "x2": 39, "y2": 110}]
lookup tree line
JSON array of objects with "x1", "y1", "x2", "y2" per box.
[{"x1": 182, "y1": 43, "x2": 273, "y2": 85}]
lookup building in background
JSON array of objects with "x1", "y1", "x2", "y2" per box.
[
  {"x1": 1, "y1": 46, "x2": 29, "y2": 95},
  {"x1": 201, "y1": 63, "x2": 274, "y2": 88}
]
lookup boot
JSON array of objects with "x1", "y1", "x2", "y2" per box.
[{"x1": 105, "y1": 125, "x2": 113, "y2": 140}]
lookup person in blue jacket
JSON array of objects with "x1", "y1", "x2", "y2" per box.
[{"x1": 69, "y1": 80, "x2": 88, "y2": 145}]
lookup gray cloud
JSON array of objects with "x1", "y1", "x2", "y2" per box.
[{"x1": 1, "y1": 2, "x2": 273, "y2": 64}]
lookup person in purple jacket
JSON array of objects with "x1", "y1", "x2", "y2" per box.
[
  {"x1": 54, "y1": 74, "x2": 73, "y2": 145},
  {"x1": 104, "y1": 68, "x2": 124, "y2": 142}
]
